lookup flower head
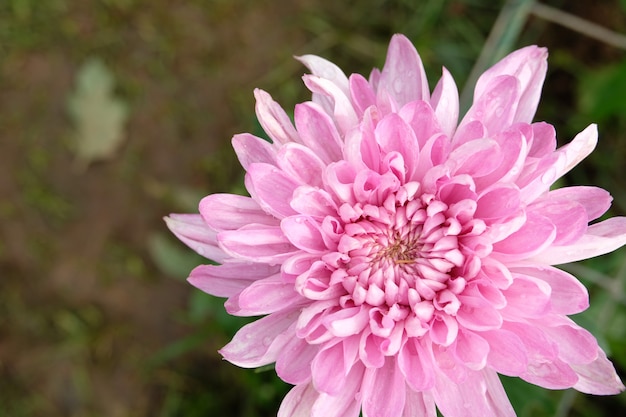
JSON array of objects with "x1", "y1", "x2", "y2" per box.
[{"x1": 166, "y1": 34, "x2": 626, "y2": 416}]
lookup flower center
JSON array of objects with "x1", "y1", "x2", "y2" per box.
[{"x1": 334, "y1": 188, "x2": 469, "y2": 318}]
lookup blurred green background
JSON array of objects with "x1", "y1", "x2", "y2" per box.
[{"x1": 1, "y1": 0, "x2": 625, "y2": 416}]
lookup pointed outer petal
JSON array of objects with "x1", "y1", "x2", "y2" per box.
[
  {"x1": 361, "y1": 357, "x2": 406, "y2": 417},
  {"x1": 277, "y1": 143, "x2": 327, "y2": 187},
  {"x1": 276, "y1": 336, "x2": 319, "y2": 385},
  {"x1": 278, "y1": 383, "x2": 319, "y2": 417},
  {"x1": 398, "y1": 338, "x2": 436, "y2": 391},
  {"x1": 414, "y1": 133, "x2": 450, "y2": 181},
  {"x1": 290, "y1": 186, "x2": 339, "y2": 219},
  {"x1": 164, "y1": 214, "x2": 228, "y2": 263},
  {"x1": 474, "y1": 128, "x2": 528, "y2": 190},
  {"x1": 538, "y1": 319, "x2": 599, "y2": 364},
  {"x1": 459, "y1": 75, "x2": 520, "y2": 137},
  {"x1": 480, "y1": 329, "x2": 528, "y2": 376},
  {"x1": 536, "y1": 186, "x2": 612, "y2": 222},
  {"x1": 302, "y1": 75, "x2": 359, "y2": 135},
  {"x1": 349, "y1": 73, "x2": 377, "y2": 115},
  {"x1": 530, "y1": 217, "x2": 626, "y2": 265},
  {"x1": 220, "y1": 309, "x2": 299, "y2": 367},
  {"x1": 282, "y1": 215, "x2": 330, "y2": 253},
  {"x1": 247, "y1": 162, "x2": 299, "y2": 218},
  {"x1": 452, "y1": 329, "x2": 489, "y2": 371},
  {"x1": 402, "y1": 389, "x2": 437, "y2": 417},
  {"x1": 571, "y1": 349, "x2": 626, "y2": 395},
  {"x1": 433, "y1": 368, "x2": 516, "y2": 417},
  {"x1": 451, "y1": 119, "x2": 487, "y2": 149},
  {"x1": 430, "y1": 66, "x2": 459, "y2": 139},
  {"x1": 218, "y1": 224, "x2": 297, "y2": 264},
  {"x1": 527, "y1": 199, "x2": 587, "y2": 246},
  {"x1": 232, "y1": 133, "x2": 278, "y2": 169},
  {"x1": 446, "y1": 138, "x2": 501, "y2": 178},
  {"x1": 297, "y1": 54, "x2": 350, "y2": 95},
  {"x1": 456, "y1": 296, "x2": 503, "y2": 331},
  {"x1": 429, "y1": 312, "x2": 459, "y2": 346},
  {"x1": 527, "y1": 121, "x2": 557, "y2": 157},
  {"x1": 229, "y1": 273, "x2": 303, "y2": 316},
  {"x1": 254, "y1": 88, "x2": 299, "y2": 145},
  {"x1": 311, "y1": 363, "x2": 365, "y2": 417},
  {"x1": 501, "y1": 275, "x2": 552, "y2": 319},
  {"x1": 492, "y1": 212, "x2": 556, "y2": 260},
  {"x1": 346, "y1": 107, "x2": 382, "y2": 172},
  {"x1": 503, "y1": 321, "x2": 579, "y2": 389},
  {"x1": 375, "y1": 113, "x2": 420, "y2": 179},
  {"x1": 474, "y1": 45, "x2": 548, "y2": 124},
  {"x1": 188, "y1": 262, "x2": 279, "y2": 297},
  {"x1": 294, "y1": 102, "x2": 344, "y2": 164},
  {"x1": 311, "y1": 338, "x2": 359, "y2": 395},
  {"x1": 398, "y1": 100, "x2": 442, "y2": 148},
  {"x1": 379, "y1": 34, "x2": 430, "y2": 107},
  {"x1": 474, "y1": 184, "x2": 521, "y2": 225},
  {"x1": 508, "y1": 265, "x2": 588, "y2": 314},
  {"x1": 552, "y1": 124, "x2": 598, "y2": 181},
  {"x1": 324, "y1": 161, "x2": 357, "y2": 205},
  {"x1": 199, "y1": 193, "x2": 279, "y2": 232}
]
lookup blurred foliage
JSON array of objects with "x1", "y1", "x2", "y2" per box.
[{"x1": 2, "y1": 0, "x2": 626, "y2": 416}]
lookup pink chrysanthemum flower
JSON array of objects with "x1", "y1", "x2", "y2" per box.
[{"x1": 166, "y1": 34, "x2": 626, "y2": 416}]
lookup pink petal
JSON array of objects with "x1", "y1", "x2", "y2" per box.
[
  {"x1": 447, "y1": 138, "x2": 501, "y2": 178},
  {"x1": 492, "y1": 212, "x2": 556, "y2": 259},
  {"x1": 199, "y1": 193, "x2": 279, "y2": 231},
  {"x1": 460, "y1": 75, "x2": 520, "y2": 137},
  {"x1": 571, "y1": 349, "x2": 625, "y2": 395},
  {"x1": 527, "y1": 121, "x2": 557, "y2": 157},
  {"x1": 277, "y1": 143, "x2": 327, "y2": 187},
  {"x1": 219, "y1": 309, "x2": 299, "y2": 367},
  {"x1": 379, "y1": 34, "x2": 430, "y2": 106},
  {"x1": 474, "y1": 45, "x2": 547, "y2": 124},
  {"x1": 188, "y1": 262, "x2": 279, "y2": 297},
  {"x1": 254, "y1": 88, "x2": 299, "y2": 145},
  {"x1": 289, "y1": 186, "x2": 338, "y2": 219},
  {"x1": 302, "y1": 74, "x2": 358, "y2": 135},
  {"x1": 297, "y1": 54, "x2": 350, "y2": 96},
  {"x1": 530, "y1": 217, "x2": 626, "y2": 265},
  {"x1": 402, "y1": 389, "x2": 436, "y2": 417},
  {"x1": 311, "y1": 339, "x2": 358, "y2": 395},
  {"x1": 502, "y1": 275, "x2": 552, "y2": 318},
  {"x1": 475, "y1": 184, "x2": 521, "y2": 224},
  {"x1": 375, "y1": 113, "x2": 420, "y2": 180},
  {"x1": 164, "y1": 214, "x2": 228, "y2": 263},
  {"x1": 311, "y1": 363, "x2": 364, "y2": 417},
  {"x1": 433, "y1": 368, "x2": 516, "y2": 417},
  {"x1": 452, "y1": 329, "x2": 489, "y2": 370},
  {"x1": 276, "y1": 336, "x2": 319, "y2": 385},
  {"x1": 481, "y1": 328, "x2": 528, "y2": 376},
  {"x1": 538, "y1": 319, "x2": 599, "y2": 364},
  {"x1": 398, "y1": 338, "x2": 435, "y2": 391},
  {"x1": 230, "y1": 273, "x2": 303, "y2": 316},
  {"x1": 430, "y1": 67, "x2": 459, "y2": 139},
  {"x1": 508, "y1": 265, "x2": 588, "y2": 315},
  {"x1": 361, "y1": 357, "x2": 406, "y2": 417},
  {"x1": 278, "y1": 383, "x2": 319, "y2": 417},
  {"x1": 232, "y1": 133, "x2": 278, "y2": 169},
  {"x1": 349, "y1": 73, "x2": 377, "y2": 115},
  {"x1": 398, "y1": 100, "x2": 442, "y2": 148},
  {"x1": 536, "y1": 185, "x2": 611, "y2": 222},
  {"x1": 528, "y1": 199, "x2": 588, "y2": 246},
  {"x1": 246, "y1": 162, "x2": 299, "y2": 218},
  {"x1": 294, "y1": 102, "x2": 343, "y2": 163},
  {"x1": 218, "y1": 224, "x2": 297, "y2": 264},
  {"x1": 282, "y1": 215, "x2": 330, "y2": 253},
  {"x1": 474, "y1": 127, "x2": 528, "y2": 190},
  {"x1": 552, "y1": 124, "x2": 598, "y2": 182}
]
